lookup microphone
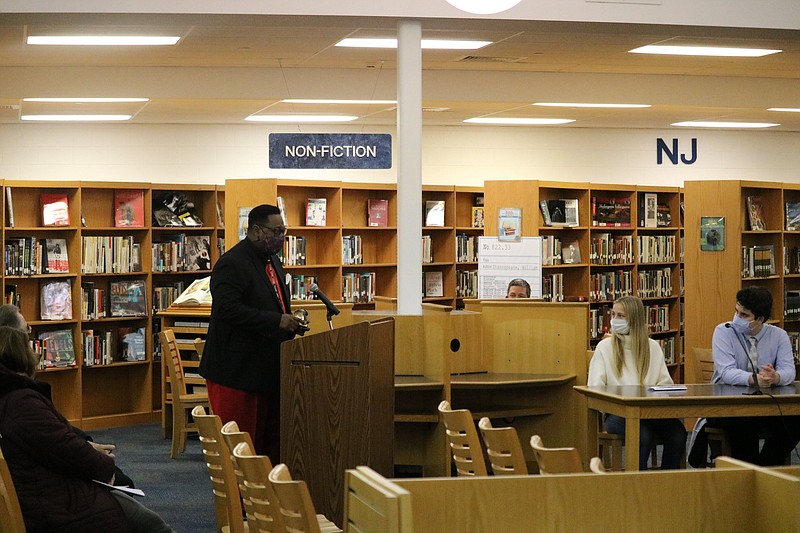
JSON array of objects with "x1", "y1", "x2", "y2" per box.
[
  {"x1": 309, "y1": 282, "x2": 340, "y2": 319},
  {"x1": 725, "y1": 323, "x2": 762, "y2": 395}
]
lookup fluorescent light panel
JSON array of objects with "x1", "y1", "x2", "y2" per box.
[
  {"x1": 335, "y1": 38, "x2": 491, "y2": 50},
  {"x1": 629, "y1": 45, "x2": 781, "y2": 57},
  {"x1": 464, "y1": 117, "x2": 575, "y2": 125},
  {"x1": 534, "y1": 102, "x2": 650, "y2": 109},
  {"x1": 21, "y1": 115, "x2": 132, "y2": 121},
  {"x1": 245, "y1": 115, "x2": 358, "y2": 123},
  {"x1": 671, "y1": 121, "x2": 779, "y2": 129},
  {"x1": 768, "y1": 108, "x2": 800, "y2": 113},
  {"x1": 282, "y1": 99, "x2": 396, "y2": 105},
  {"x1": 24, "y1": 97, "x2": 149, "y2": 103},
  {"x1": 27, "y1": 35, "x2": 180, "y2": 46}
]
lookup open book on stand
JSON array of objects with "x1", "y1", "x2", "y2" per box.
[{"x1": 170, "y1": 276, "x2": 212, "y2": 307}]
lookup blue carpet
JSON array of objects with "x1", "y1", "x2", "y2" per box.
[{"x1": 89, "y1": 423, "x2": 216, "y2": 533}]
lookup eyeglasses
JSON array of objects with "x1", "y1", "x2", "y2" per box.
[{"x1": 253, "y1": 224, "x2": 288, "y2": 236}]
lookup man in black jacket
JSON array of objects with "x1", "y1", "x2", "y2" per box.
[{"x1": 199, "y1": 204, "x2": 307, "y2": 463}]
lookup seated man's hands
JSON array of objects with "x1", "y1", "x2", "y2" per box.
[
  {"x1": 757, "y1": 364, "x2": 781, "y2": 387},
  {"x1": 90, "y1": 441, "x2": 116, "y2": 458}
]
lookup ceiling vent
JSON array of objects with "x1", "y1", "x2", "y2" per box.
[{"x1": 457, "y1": 55, "x2": 527, "y2": 63}]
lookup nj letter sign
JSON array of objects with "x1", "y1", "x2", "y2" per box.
[{"x1": 269, "y1": 133, "x2": 392, "y2": 169}]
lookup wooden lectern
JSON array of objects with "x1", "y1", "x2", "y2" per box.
[{"x1": 280, "y1": 318, "x2": 395, "y2": 527}]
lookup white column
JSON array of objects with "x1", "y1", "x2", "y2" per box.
[{"x1": 396, "y1": 19, "x2": 423, "y2": 316}]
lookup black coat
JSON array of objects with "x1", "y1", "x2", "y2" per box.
[
  {"x1": 199, "y1": 237, "x2": 294, "y2": 392},
  {"x1": 0, "y1": 364, "x2": 131, "y2": 533}
]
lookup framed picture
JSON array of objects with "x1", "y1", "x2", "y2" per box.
[
  {"x1": 498, "y1": 208, "x2": 522, "y2": 242},
  {"x1": 700, "y1": 216, "x2": 725, "y2": 251}
]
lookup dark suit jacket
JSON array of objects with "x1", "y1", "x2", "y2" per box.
[{"x1": 199, "y1": 238, "x2": 293, "y2": 392}]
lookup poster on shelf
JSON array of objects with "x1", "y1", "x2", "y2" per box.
[
  {"x1": 700, "y1": 216, "x2": 725, "y2": 251},
  {"x1": 477, "y1": 236, "x2": 542, "y2": 299}
]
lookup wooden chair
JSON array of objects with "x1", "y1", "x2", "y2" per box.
[
  {"x1": 437, "y1": 400, "x2": 488, "y2": 477},
  {"x1": 268, "y1": 463, "x2": 342, "y2": 533},
  {"x1": 192, "y1": 406, "x2": 248, "y2": 533},
  {"x1": 0, "y1": 446, "x2": 26, "y2": 533},
  {"x1": 161, "y1": 329, "x2": 209, "y2": 458},
  {"x1": 589, "y1": 457, "x2": 607, "y2": 474},
  {"x1": 221, "y1": 421, "x2": 257, "y2": 527},
  {"x1": 477, "y1": 417, "x2": 528, "y2": 475},
  {"x1": 529, "y1": 435, "x2": 584, "y2": 475},
  {"x1": 691, "y1": 347, "x2": 732, "y2": 465},
  {"x1": 344, "y1": 466, "x2": 412, "y2": 533}
]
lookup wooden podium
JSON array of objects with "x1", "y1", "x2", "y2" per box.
[{"x1": 280, "y1": 318, "x2": 395, "y2": 527}]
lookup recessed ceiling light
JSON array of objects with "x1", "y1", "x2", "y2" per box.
[
  {"x1": 464, "y1": 117, "x2": 575, "y2": 125},
  {"x1": 335, "y1": 38, "x2": 492, "y2": 50},
  {"x1": 534, "y1": 102, "x2": 651, "y2": 109},
  {"x1": 671, "y1": 121, "x2": 780, "y2": 129},
  {"x1": 445, "y1": 0, "x2": 521, "y2": 15},
  {"x1": 27, "y1": 36, "x2": 180, "y2": 46},
  {"x1": 245, "y1": 115, "x2": 358, "y2": 123},
  {"x1": 24, "y1": 98, "x2": 150, "y2": 103},
  {"x1": 281, "y1": 99, "x2": 396, "y2": 105},
  {"x1": 21, "y1": 115, "x2": 132, "y2": 121},
  {"x1": 768, "y1": 108, "x2": 800, "y2": 113},
  {"x1": 629, "y1": 45, "x2": 781, "y2": 57}
]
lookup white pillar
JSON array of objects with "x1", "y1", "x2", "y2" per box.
[{"x1": 396, "y1": 19, "x2": 423, "y2": 316}]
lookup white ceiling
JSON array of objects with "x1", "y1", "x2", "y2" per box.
[{"x1": 1, "y1": 13, "x2": 799, "y2": 131}]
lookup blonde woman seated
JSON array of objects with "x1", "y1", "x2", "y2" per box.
[{"x1": 588, "y1": 296, "x2": 686, "y2": 470}]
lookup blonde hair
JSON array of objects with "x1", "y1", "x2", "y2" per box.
[{"x1": 611, "y1": 296, "x2": 650, "y2": 381}]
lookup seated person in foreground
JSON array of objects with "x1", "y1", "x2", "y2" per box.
[
  {"x1": 0, "y1": 326, "x2": 175, "y2": 533},
  {"x1": 0, "y1": 303, "x2": 134, "y2": 488},
  {"x1": 692, "y1": 286, "x2": 800, "y2": 466},
  {"x1": 588, "y1": 296, "x2": 686, "y2": 470},
  {"x1": 506, "y1": 278, "x2": 531, "y2": 298}
]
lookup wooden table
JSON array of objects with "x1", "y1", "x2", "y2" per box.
[{"x1": 574, "y1": 383, "x2": 800, "y2": 470}]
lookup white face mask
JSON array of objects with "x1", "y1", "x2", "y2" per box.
[
  {"x1": 610, "y1": 318, "x2": 630, "y2": 335},
  {"x1": 731, "y1": 313, "x2": 753, "y2": 335}
]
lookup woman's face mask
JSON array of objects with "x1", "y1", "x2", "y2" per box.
[{"x1": 610, "y1": 318, "x2": 630, "y2": 335}]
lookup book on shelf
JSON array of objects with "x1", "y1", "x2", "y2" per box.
[
  {"x1": 424, "y1": 200, "x2": 445, "y2": 227},
  {"x1": 542, "y1": 199, "x2": 579, "y2": 227},
  {"x1": 785, "y1": 291, "x2": 800, "y2": 320},
  {"x1": 4, "y1": 284, "x2": 19, "y2": 307},
  {"x1": 40, "y1": 279, "x2": 73, "y2": 320},
  {"x1": 498, "y1": 207, "x2": 522, "y2": 241},
  {"x1": 306, "y1": 198, "x2": 327, "y2": 226},
  {"x1": 184, "y1": 235, "x2": 212, "y2": 271},
  {"x1": 37, "y1": 329, "x2": 75, "y2": 368},
  {"x1": 746, "y1": 195, "x2": 767, "y2": 231},
  {"x1": 109, "y1": 279, "x2": 148, "y2": 317},
  {"x1": 154, "y1": 191, "x2": 203, "y2": 227},
  {"x1": 44, "y1": 238, "x2": 69, "y2": 273},
  {"x1": 367, "y1": 198, "x2": 388, "y2": 227},
  {"x1": 41, "y1": 193, "x2": 70, "y2": 226},
  {"x1": 471, "y1": 206, "x2": 485, "y2": 228},
  {"x1": 171, "y1": 276, "x2": 212, "y2": 307},
  {"x1": 786, "y1": 202, "x2": 800, "y2": 231},
  {"x1": 5, "y1": 187, "x2": 13, "y2": 228},
  {"x1": 114, "y1": 189, "x2": 146, "y2": 228},
  {"x1": 562, "y1": 239, "x2": 582, "y2": 264},
  {"x1": 216, "y1": 201, "x2": 224, "y2": 227},
  {"x1": 592, "y1": 196, "x2": 631, "y2": 227},
  {"x1": 656, "y1": 204, "x2": 672, "y2": 227},
  {"x1": 539, "y1": 200, "x2": 552, "y2": 226},
  {"x1": 424, "y1": 271, "x2": 444, "y2": 297},
  {"x1": 642, "y1": 193, "x2": 658, "y2": 228},
  {"x1": 276, "y1": 197, "x2": 287, "y2": 226},
  {"x1": 238, "y1": 207, "x2": 252, "y2": 241},
  {"x1": 119, "y1": 327, "x2": 146, "y2": 361}
]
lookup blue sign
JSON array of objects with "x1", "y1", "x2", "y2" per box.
[
  {"x1": 657, "y1": 137, "x2": 697, "y2": 165},
  {"x1": 269, "y1": 133, "x2": 392, "y2": 169}
]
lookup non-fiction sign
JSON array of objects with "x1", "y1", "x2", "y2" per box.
[{"x1": 269, "y1": 133, "x2": 392, "y2": 169}]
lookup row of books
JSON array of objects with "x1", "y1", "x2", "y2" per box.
[
  {"x1": 4, "y1": 284, "x2": 20, "y2": 307},
  {"x1": 5, "y1": 190, "x2": 150, "y2": 229},
  {"x1": 456, "y1": 269, "x2": 477, "y2": 298},
  {"x1": 658, "y1": 337, "x2": 677, "y2": 365},
  {"x1": 542, "y1": 273, "x2": 564, "y2": 302},
  {"x1": 787, "y1": 332, "x2": 800, "y2": 364},
  {"x1": 422, "y1": 235, "x2": 434, "y2": 263},
  {"x1": 81, "y1": 235, "x2": 142, "y2": 274},
  {"x1": 283, "y1": 235, "x2": 307, "y2": 266},
  {"x1": 637, "y1": 235, "x2": 677, "y2": 263},
  {"x1": 637, "y1": 267, "x2": 673, "y2": 299},
  {"x1": 741, "y1": 244, "x2": 776, "y2": 278},
  {"x1": 4, "y1": 237, "x2": 69, "y2": 275},
  {"x1": 589, "y1": 234, "x2": 634, "y2": 265},
  {"x1": 342, "y1": 272, "x2": 376, "y2": 303},
  {"x1": 32, "y1": 329, "x2": 76, "y2": 369},
  {"x1": 152, "y1": 282, "x2": 186, "y2": 312},
  {"x1": 81, "y1": 280, "x2": 148, "y2": 319},
  {"x1": 279, "y1": 197, "x2": 392, "y2": 228},
  {"x1": 590, "y1": 270, "x2": 634, "y2": 303},
  {"x1": 82, "y1": 328, "x2": 147, "y2": 366},
  {"x1": 539, "y1": 199, "x2": 579, "y2": 227},
  {"x1": 288, "y1": 275, "x2": 318, "y2": 300},
  {"x1": 456, "y1": 234, "x2": 480, "y2": 263},
  {"x1": 542, "y1": 236, "x2": 581, "y2": 265},
  {"x1": 784, "y1": 291, "x2": 800, "y2": 321},
  {"x1": 646, "y1": 304, "x2": 671, "y2": 333},
  {"x1": 342, "y1": 235, "x2": 362, "y2": 265},
  {"x1": 151, "y1": 234, "x2": 211, "y2": 273},
  {"x1": 638, "y1": 193, "x2": 673, "y2": 228}
]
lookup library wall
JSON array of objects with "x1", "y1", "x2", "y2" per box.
[{"x1": 1, "y1": 124, "x2": 799, "y2": 186}]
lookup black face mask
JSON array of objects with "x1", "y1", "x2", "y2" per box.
[{"x1": 260, "y1": 233, "x2": 284, "y2": 255}]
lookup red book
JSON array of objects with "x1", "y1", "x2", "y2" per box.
[
  {"x1": 367, "y1": 199, "x2": 388, "y2": 227},
  {"x1": 41, "y1": 193, "x2": 70, "y2": 226},
  {"x1": 115, "y1": 189, "x2": 146, "y2": 228}
]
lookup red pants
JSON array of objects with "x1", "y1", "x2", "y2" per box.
[{"x1": 206, "y1": 380, "x2": 281, "y2": 464}]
